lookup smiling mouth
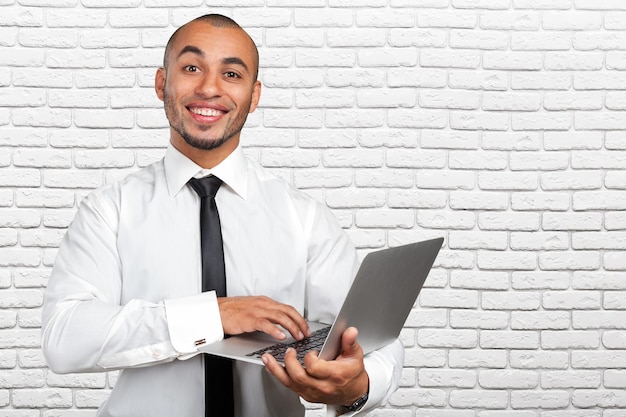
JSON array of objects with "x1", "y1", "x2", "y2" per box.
[{"x1": 188, "y1": 107, "x2": 226, "y2": 117}]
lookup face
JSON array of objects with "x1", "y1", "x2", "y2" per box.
[{"x1": 155, "y1": 22, "x2": 261, "y2": 166}]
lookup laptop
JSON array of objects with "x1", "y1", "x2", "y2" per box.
[{"x1": 200, "y1": 237, "x2": 444, "y2": 365}]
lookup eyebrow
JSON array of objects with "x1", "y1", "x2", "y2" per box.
[{"x1": 177, "y1": 45, "x2": 250, "y2": 75}]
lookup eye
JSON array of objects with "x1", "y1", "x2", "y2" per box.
[
  {"x1": 184, "y1": 65, "x2": 199, "y2": 72},
  {"x1": 224, "y1": 71, "x2": 240, "y2": 79}
]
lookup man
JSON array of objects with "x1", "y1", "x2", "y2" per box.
[{"x1": 42, "y1": 14, "x2": 403, "y2": 417}]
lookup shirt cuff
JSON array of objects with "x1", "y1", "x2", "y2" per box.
[{"x1": 164, "y1": 291, "x2": 224, "y2": 358}]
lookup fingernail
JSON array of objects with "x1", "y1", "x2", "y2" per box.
[
  {"x1": 262, "y1": 355, "x2": 268, "y2": 365},
  {"x1": 298, "y1": 332, "x2": 304, "y2": 339}
]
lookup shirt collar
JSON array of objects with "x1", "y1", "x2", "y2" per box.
[{"x1": 164, "y1": 142, "x2": 248, "y2": 200}]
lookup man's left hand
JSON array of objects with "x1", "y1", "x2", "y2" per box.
[{"x1": 262, "y1": 326, "x2": 369, "y2": 406}]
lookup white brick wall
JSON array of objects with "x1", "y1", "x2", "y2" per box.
[{"x1": 1, "y1": 1, "x2": 625, "y2": 415}]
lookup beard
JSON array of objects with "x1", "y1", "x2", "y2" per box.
[{"x1": 162, "y1": 88, "x2": 251, "y2": 151}]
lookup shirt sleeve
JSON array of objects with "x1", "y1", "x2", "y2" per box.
[
  {"x1": 41, "y1": 189, "x2": 223, "y2": 374},
  {"x1": 302, "y1": 201, "x2": 405, "y2": 413}
]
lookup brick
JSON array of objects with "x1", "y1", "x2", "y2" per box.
[
  {"x1": 512, "y1": 311, "x2": 570, "y2": 330},
  {"x1": 419, "y1": 369, "x2": 476, "y2": 388},
  {"x1": 388, "y1": 190, "x2": 447, "y2": 209},
  {"x1": 478, "y1": 172, "x2": 538, "y2": 191},
  {"x1": 604, "y1": 331, "x2": 626, "y2": 348},
  {"x1": 13, "y1": 108, "x2": 72, "y2": 128},
  {"x1": 574, "y1": 271, "x2": 626, "y2": 290},
  {"x1": 260, "y1": 149, "x2": 320, "y2": 168},
  {"x1": 512, "y1": 112, "x2": 572, "y2": 131},
  {"x1": 512, "y1": 72, "x2": 571, "y2": 90},
  {"x1": 449, "y1": 70, "x2": 508, "y2": 91},
  {"x1": 511, "y1": 152, "x2": 569, "y2": 171},
  {"x1": 539, "y1": 251, "x2": 600, "y2": 271},
  {"x1": 511, "y1": 390, "x2": 570, "y2": 409},
  {"x1": 541, "y1": 330, "x2": 599, "y2": 349},
  {"x1": 574, "y1": 191, "x2": 626, "y2": 210},
  {"x1": 450, "y1": 30, "x2": 508, "y2": 50},
  {"x1": 449, "y1": 390, "x2": 508, "y2": 409},
  {"x1": 605, "y1": 253, "x2": 626, "y2": 271},
  {"x1": 573, "y1": 350, "x2": 626, "y2": 368},
  {"x1": 477, "y1": 251, "x2": 537, "y2": 270},
  {"x1": 483, "y1": 92, "x2": 541, "y2": 111},
  {"x1": 355, "y1": 169, "x2": 414, "y2": 188},
  {"x1": 511, "y1": 192, "x2": 570, "y2": 211},
  {"x1": 44, "y1": 170, "x2": 103, "y2": 189},
  {"x1": 389, "y1": 109, "x2": 449, "y2": 129},
  {"x1": 405, "y1": 308, "x2": 447, "y2": 329},
  {"x1": 451, "y1": 111, "x2": 509, "y2": 131},
  {"x1": 482, "y1": 292, "x2": 540, "y2": 310},
  {"x1": 573, "y1": 389, "x2": 626, "y2": 408},
  {"x1": 386, "y1": 149, "x2": 446, "y2": 169},
  {"x1": 605, "y1": 370, "x2": 626, "y2": 388},
  {"x1": 356, "y1": 9, "x2": 415, "y2": 27},
  {"x1": 389, "y1": 387, "x2": 447, "y2": 407},
  {"x1": 388, "y1": 29, "x2": 447, "y2": 48},
  {"x1": 293, "y1": 8, "x2": 352, "y2": 27},
  {"x1": 545, "y1": 52, "x2": 604, "y2": 71},
  {"x1": 233, "y1": 8, "x2": 292, "y2": 27},
  {"x1": 573, "y1": 231, "x2": 626, "y2": 250},
  {"x1": 0, "y1": 369, "x2": 44, "y2": 388},
  {"x1": 418, "y1": 329, "x2": 477, "y2": 348},
  {"x1": 75, "y1": 70, "x2": 135, "y2": 88},
  {"x1": 449, "y1": 231, "x2": 507, "y2": 250},
  {"x1": 510, "y1": 232, "x2": 569, "y2": 250},
  {"x1": 326, "y1": 68, "x2": 384, "y2": 88},
  {"x1": 13, "y1": 388, "x2": 72, "y2": 408},
  {"x1": 452, "y1": 150, "x2": 508, "y2": 170},
  {"x1": 513, "y1": 0, "x2": 572, "y2": 9},
  {"x1": 450, "y1": 309, "x2": 508, "y2": 329},
  {"x1": 299, "y1": 130, "x2": 355, "y2": 148},
  {"x1": 575, "y1": 73, "x2": 626, "y2": 90},
  {"x1": 479, "y1": 369, "x2": 538, "y2": 389},
  {"x1": 326, "y1": 29, "x2": 386, "y2": 47},
  {"x1": 453, "y1": 0, "x2": 510, "y2": 8},
  {"x1": 355, "y1": 209, "x2": 414, "y2": 228},
  {"x1": 483, "y1": 51, "x2": 542, "y2": 70},
  {"x1": 606, "y1": 212, "x2": 626, "y2": 230},
  {"x1": 510, "y1": 350, "x2": 569, "y2": 369},
  {"x1": 417, "y1": 10, "x2": 477, "y2": 28},
  {"x1": 0, "y1": 129, "x2": 47, "y2": 147},
  {"x1": 479, "y1": 11, "x2": 540, "y2": 30},
  {"x1": 420, "y1": 90, "x2": 480, "y2": 110},
  {"x1": 605, "y1": 11, "x2": 626, "y2": 29},
  {"x1": 325, "y1": 188, "x2": 385, "y2": 209},
  {"x1": 420, "y1": 49, "x2": 481, "y2": 69},
  {"x1": 575, "y1": 0, "x2": 626, "y2": 9},
  {"x1": 482, "y1": 132, "x2": 540, "y2": 151},
  {"x1": 449, "y1": 349, "x2": 507, "y2": 368},
  {"x1": 543, "y1": 131, "x2": 603, "y2": 150},
  {"x1": 0, "y1": 88, "x2": 44, "y2": 107},
  {"x1": 419, "y1": 289, "x2": 478, "y2": 309},
  {"x1": 359, "y1": 48, "x2": 418, "y2": 67},
  {"x1": 416, "y1": 170, "x2": 475, "y2": 190},
  {"x1": 359, "y1": 129, "x2": 418, "y2": 148},
  {"x1": 544, "y1": 91, "x2": 604, "y2": 110}
]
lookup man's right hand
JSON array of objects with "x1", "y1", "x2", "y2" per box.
[{"x1": 218, "y1": 296, "x2": 311, "y2": 341}]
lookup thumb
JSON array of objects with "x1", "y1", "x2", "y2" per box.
[{"x1": 340, "y1": 327, "x2": 361, "y2": 358}]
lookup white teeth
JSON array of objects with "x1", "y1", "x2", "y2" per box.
[{"x1": 190, "y1": 107, "x2": 223, "y2": 117}]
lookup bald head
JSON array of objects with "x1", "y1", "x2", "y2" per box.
[{"x1": 163, "y1": 14, "x2": 259, "y2": 81}]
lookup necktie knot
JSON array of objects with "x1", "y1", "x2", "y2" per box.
[{"x1": 188, "y1": 176, "x2": 222, "y2": 199}]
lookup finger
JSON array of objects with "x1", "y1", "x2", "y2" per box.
[
  {"x1": 340, "y1": 327, "x2": 361, "y2": 358},
  {"x1": 262, "y1": 353, "x2": 290, "y2": 384},
  {"x1": 274, "y1": 305, "x2": 310, "y2": 339},
  {"x1": 282, "y1": 348, "x2": 309, "y2": 380}
]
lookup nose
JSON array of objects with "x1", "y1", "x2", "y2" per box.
[{"x1": 195, "y1": 71, "x2": 222, "y2": 98}]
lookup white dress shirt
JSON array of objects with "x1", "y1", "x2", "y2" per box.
[{"x1": 42, "y1": 143, "x2": 404, "y2": 417}]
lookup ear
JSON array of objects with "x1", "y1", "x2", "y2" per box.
[
  {"x1": 249, "y1": 80, "x2": 262, "y2": 113},
  {"x1": 155, "y1": 67, "x2": 166, "y2": 101}
]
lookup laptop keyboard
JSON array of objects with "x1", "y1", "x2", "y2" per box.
[{"x1": 246, "y1": 325, "x2": 331, "y2": 364}]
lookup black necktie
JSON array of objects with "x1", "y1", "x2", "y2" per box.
[{"x1": 188, "y1": 176, "x2": 234, "y2": 417}]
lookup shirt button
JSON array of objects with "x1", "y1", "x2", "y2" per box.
[{"x1": 152, "y1": 349, "x2": 161, "y2": 359}]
